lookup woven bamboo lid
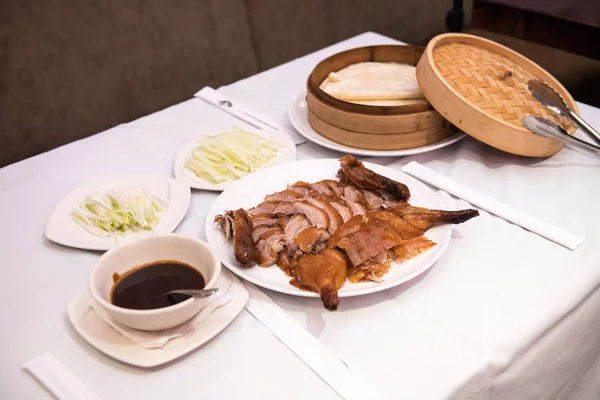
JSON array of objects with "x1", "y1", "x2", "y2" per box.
[{"x1": 416, "y1": 33, "x2": 578, "y2": 157}]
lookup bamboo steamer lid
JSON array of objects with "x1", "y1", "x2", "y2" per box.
[{"x1": 416, "y1": 33, "x2": 578, "y2": 157}]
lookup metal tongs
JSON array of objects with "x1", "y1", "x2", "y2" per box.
[
  {"x1": 528, "y1": 79, "x2": 600, "y2": 145},
  {"x1": 522, "y1": 116, "x2": 600, "y2": 157}
]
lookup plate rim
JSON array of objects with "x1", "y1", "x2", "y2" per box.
[
  {"x1": 45, "y1": 174, "x2": 191, "y2": 251},
  {"x1": 173, "y1": 127, "x2": 297, "y2": 191},
  {"x1": 205, "y1": 158, "x2": 451, "y2": 298},
  {"x1": 288, "y1": 90, "x2": 466, "y2": 157},
  {"x1": 66, "y1": 271, "x2": 249, "y2": 368}
]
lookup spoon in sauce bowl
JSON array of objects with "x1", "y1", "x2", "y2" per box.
[
  {"x1": 164, "y1": 288, "x2": 219, "y2": 298},
  {"x1": 111, "y1": 261, "x2": 218, "y2": 310},
  {"x1": 116, "y1": 277, "x2": 219, "y2": 309}
]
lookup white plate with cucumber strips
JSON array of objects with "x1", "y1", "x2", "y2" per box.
[
  {"x1": 173, "y1": 127, "x2": 297, "y2": 191},
  {"x1": 45, "y1": 175, "x2": 191, "y2": 251}
]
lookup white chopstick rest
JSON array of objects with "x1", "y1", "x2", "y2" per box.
[
  {"x1": 23, "y1": 352, "x2": 100, "y2": 400},
  {"x1": 244, "y1": 284, "x2": 381, "y2": 400},
  {"x1": 402, "y1": 161, "x2": 584, "y2": 250},
  {"x1": 195, "y1": 86, "x2": 305, "y2": 145}
]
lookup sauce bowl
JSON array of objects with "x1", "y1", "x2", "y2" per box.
[{"x1": 88, "y1": 233, "x2": 221, "y2": 331}]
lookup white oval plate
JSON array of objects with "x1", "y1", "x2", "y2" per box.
[
  {"x1": 67, "y1": 270, "x2": 249, "y2": 368},
  {"x1": 206, "y1": 159, "x2": 451, "y2": 298},
  {"x1": 45, "y1": 174, "x2": 191, "y2": 251},
  {"x1": 288, "y1": 91, "x2": 466, "y2": 157},
  {"x1": 173, "y1": 128, "x2": 297, "y2": 191}
]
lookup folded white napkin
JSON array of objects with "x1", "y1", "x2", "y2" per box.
[
  {"x1": 195, "y1": 86, "x2": 305, "y2": 145},
  {"x1": 89, "y1": 271, "x2": 234, "y2": 349},
  {"x1": 402, "y1": 161, "x2": 584, "y2": 250},
  {"x1": 24, "y1": 352, "x2": 100, "y2": 400}
]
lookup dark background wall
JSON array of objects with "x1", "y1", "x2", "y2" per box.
[{"x1": 1, "y1": 0, "x2": 598, "y2": 167}]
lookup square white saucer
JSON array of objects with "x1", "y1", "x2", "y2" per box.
[{"x1": 67, "y1": 271, "x2": 249, "y2": 368}]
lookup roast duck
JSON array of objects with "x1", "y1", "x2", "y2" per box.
[{"x1": 215, "y1": 155, "x2": 478, "y2": 310}]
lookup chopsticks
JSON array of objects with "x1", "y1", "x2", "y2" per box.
[
  {"x1": 402, "y1": 162, "x2": 584, "y2": 250},
  {"x1": 195, "y1": 86, "x2": 306, "y2": 145},
  {"x1": 244, "y1": 284, "x2": 381, "y2": 400}
]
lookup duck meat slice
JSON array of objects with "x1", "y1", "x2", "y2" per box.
[
  {"x1": 283, "y1": 214, "x2": 312, "y2": 241},
  {"x1": 303, "y1": 197, "x2": 343, "y2": 235},
  {"x1": 247, "y1": 201, "x2": 279, "y2": 216},
  {"x1": 253, "y1": 226, "x2": 284, "y2": 242},
  {"x1": 256, "y1": 228, "x2": 296, "y2": 267},
  {"x1": 335, "y1": 223, "x2": 404, "y2": 267},
  {"x1": 252, "y1": 225, "x2": 275, "y2": 242},
  {"x1": 273, "y1": 201, "x2": 297, "y2": 216},
  {"x1": 265, "y1": 190, "x2": 305, "y2": 202},
  {"x1": 342, "y1": 185, "x2": 367, "y2": 206},
  {"x1": 311, "y1": 180, "x2": 337, "y2": 198},
  {"x1": 322, "y1": 180, "x2": 344, "y2": 198},
  {"x1": 250, "y1": 213, "x2": 280, "y2": 227},
  {"x1": 337, "y1": 154, "x2": 410, "y2": 201},
  {"x1": 277, "y1": 215, "x2": 293, "y2": 228},
  {"x1": 386, "y1": 204, "x2": 479, "y2": 230},
  {"x1": 340, "y1": 195, "x2": 367, "y2": 217},
  {"x1": 329, "y1": 201, "x2": 353, "y2": 223},
  {"x1": 294, "y1": 228, "x2": 331, "y2": 253},
  {"x1": 287, "y1": 181, "x2": 313, "y2": 197},
  {"x1": 214, "y1": 211, "x2": 234, "y2": 241},
  {"x1": 362, "y1": 189, "x2": 385, "y2": 210},
  {"x1": 292, "y1": 201, "x2": 330, "y2": 230},
  {"x1": 256, "y1": 239, "x2": 278, "y2": 267}
]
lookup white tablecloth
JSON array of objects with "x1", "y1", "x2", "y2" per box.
[{"x1": 2, "y1": 32, "x2": 600, "y2": 399}]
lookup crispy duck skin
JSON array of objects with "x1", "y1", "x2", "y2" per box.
[
  {"x1": 337, "y1": 154, "x2": 411, "y2": 201},
  {"x1": 327, "y1": 214, "x2": 367, "y2": 249},
  {"x1": 368, "y1": 210, "x2": 425, "y2": 239},
  {"x1": 392, "y1": 237, "x2": 437, "y2": 262},
  {"x1": 291, "y1": 248, "x2": 348, "y2": 310},
  {"x1": 386, "y1": 204, "x2": 479, "y2": 230},
  {"x1": 232, "y1": 209, "x2": 259, "y2": 267},
  {"x1": 336, "y1": 223, "x2": 405, "y2": 267}
]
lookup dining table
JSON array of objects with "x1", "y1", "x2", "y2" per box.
[{"x1": 2, "y1": 31, "x2": 600, "y2": 400}]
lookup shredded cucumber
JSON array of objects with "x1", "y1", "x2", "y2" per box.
[
  {"x1": 184, "y1": 127, "x2": 281, "y2": 184},
  {"x1": 71, "y1": 187, "x2": 166, "y2": 237}
]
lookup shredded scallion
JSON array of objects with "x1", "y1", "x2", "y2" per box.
[
  {"x1": 71, "y1": 187, "x2": 166, "y2": 237},
  {"x1": 184, "y1": 127, "x2": 281, "y2": 184}
]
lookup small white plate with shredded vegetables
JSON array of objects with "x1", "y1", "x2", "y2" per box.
[
  {"x1": 173, "y1": 127, "x2": 297, "y2": 191},
  {"x1": 45, "y1": 174, "x2": 191, "y2": 251}
]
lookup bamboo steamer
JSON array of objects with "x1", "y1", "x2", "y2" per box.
[
  {"x1": 306, "y1": 45, "x2": 454, "y2": 150},
  {"x1": 306, "y1": 89, "x2": 445, "y2": 134},
  {"x1": 416, "y1": 33, "x2": 578, "y2": 157},
  {"x1": 308, "y1": 110, "x2": 456, "y2": 150}
]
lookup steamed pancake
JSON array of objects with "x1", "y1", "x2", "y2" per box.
[
  {"x1": 344, "y1": 99, "x2": 424, "y2": 106},
  {"x1": 319, "y1": 62, "x2": 424, "y2": 104}
]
